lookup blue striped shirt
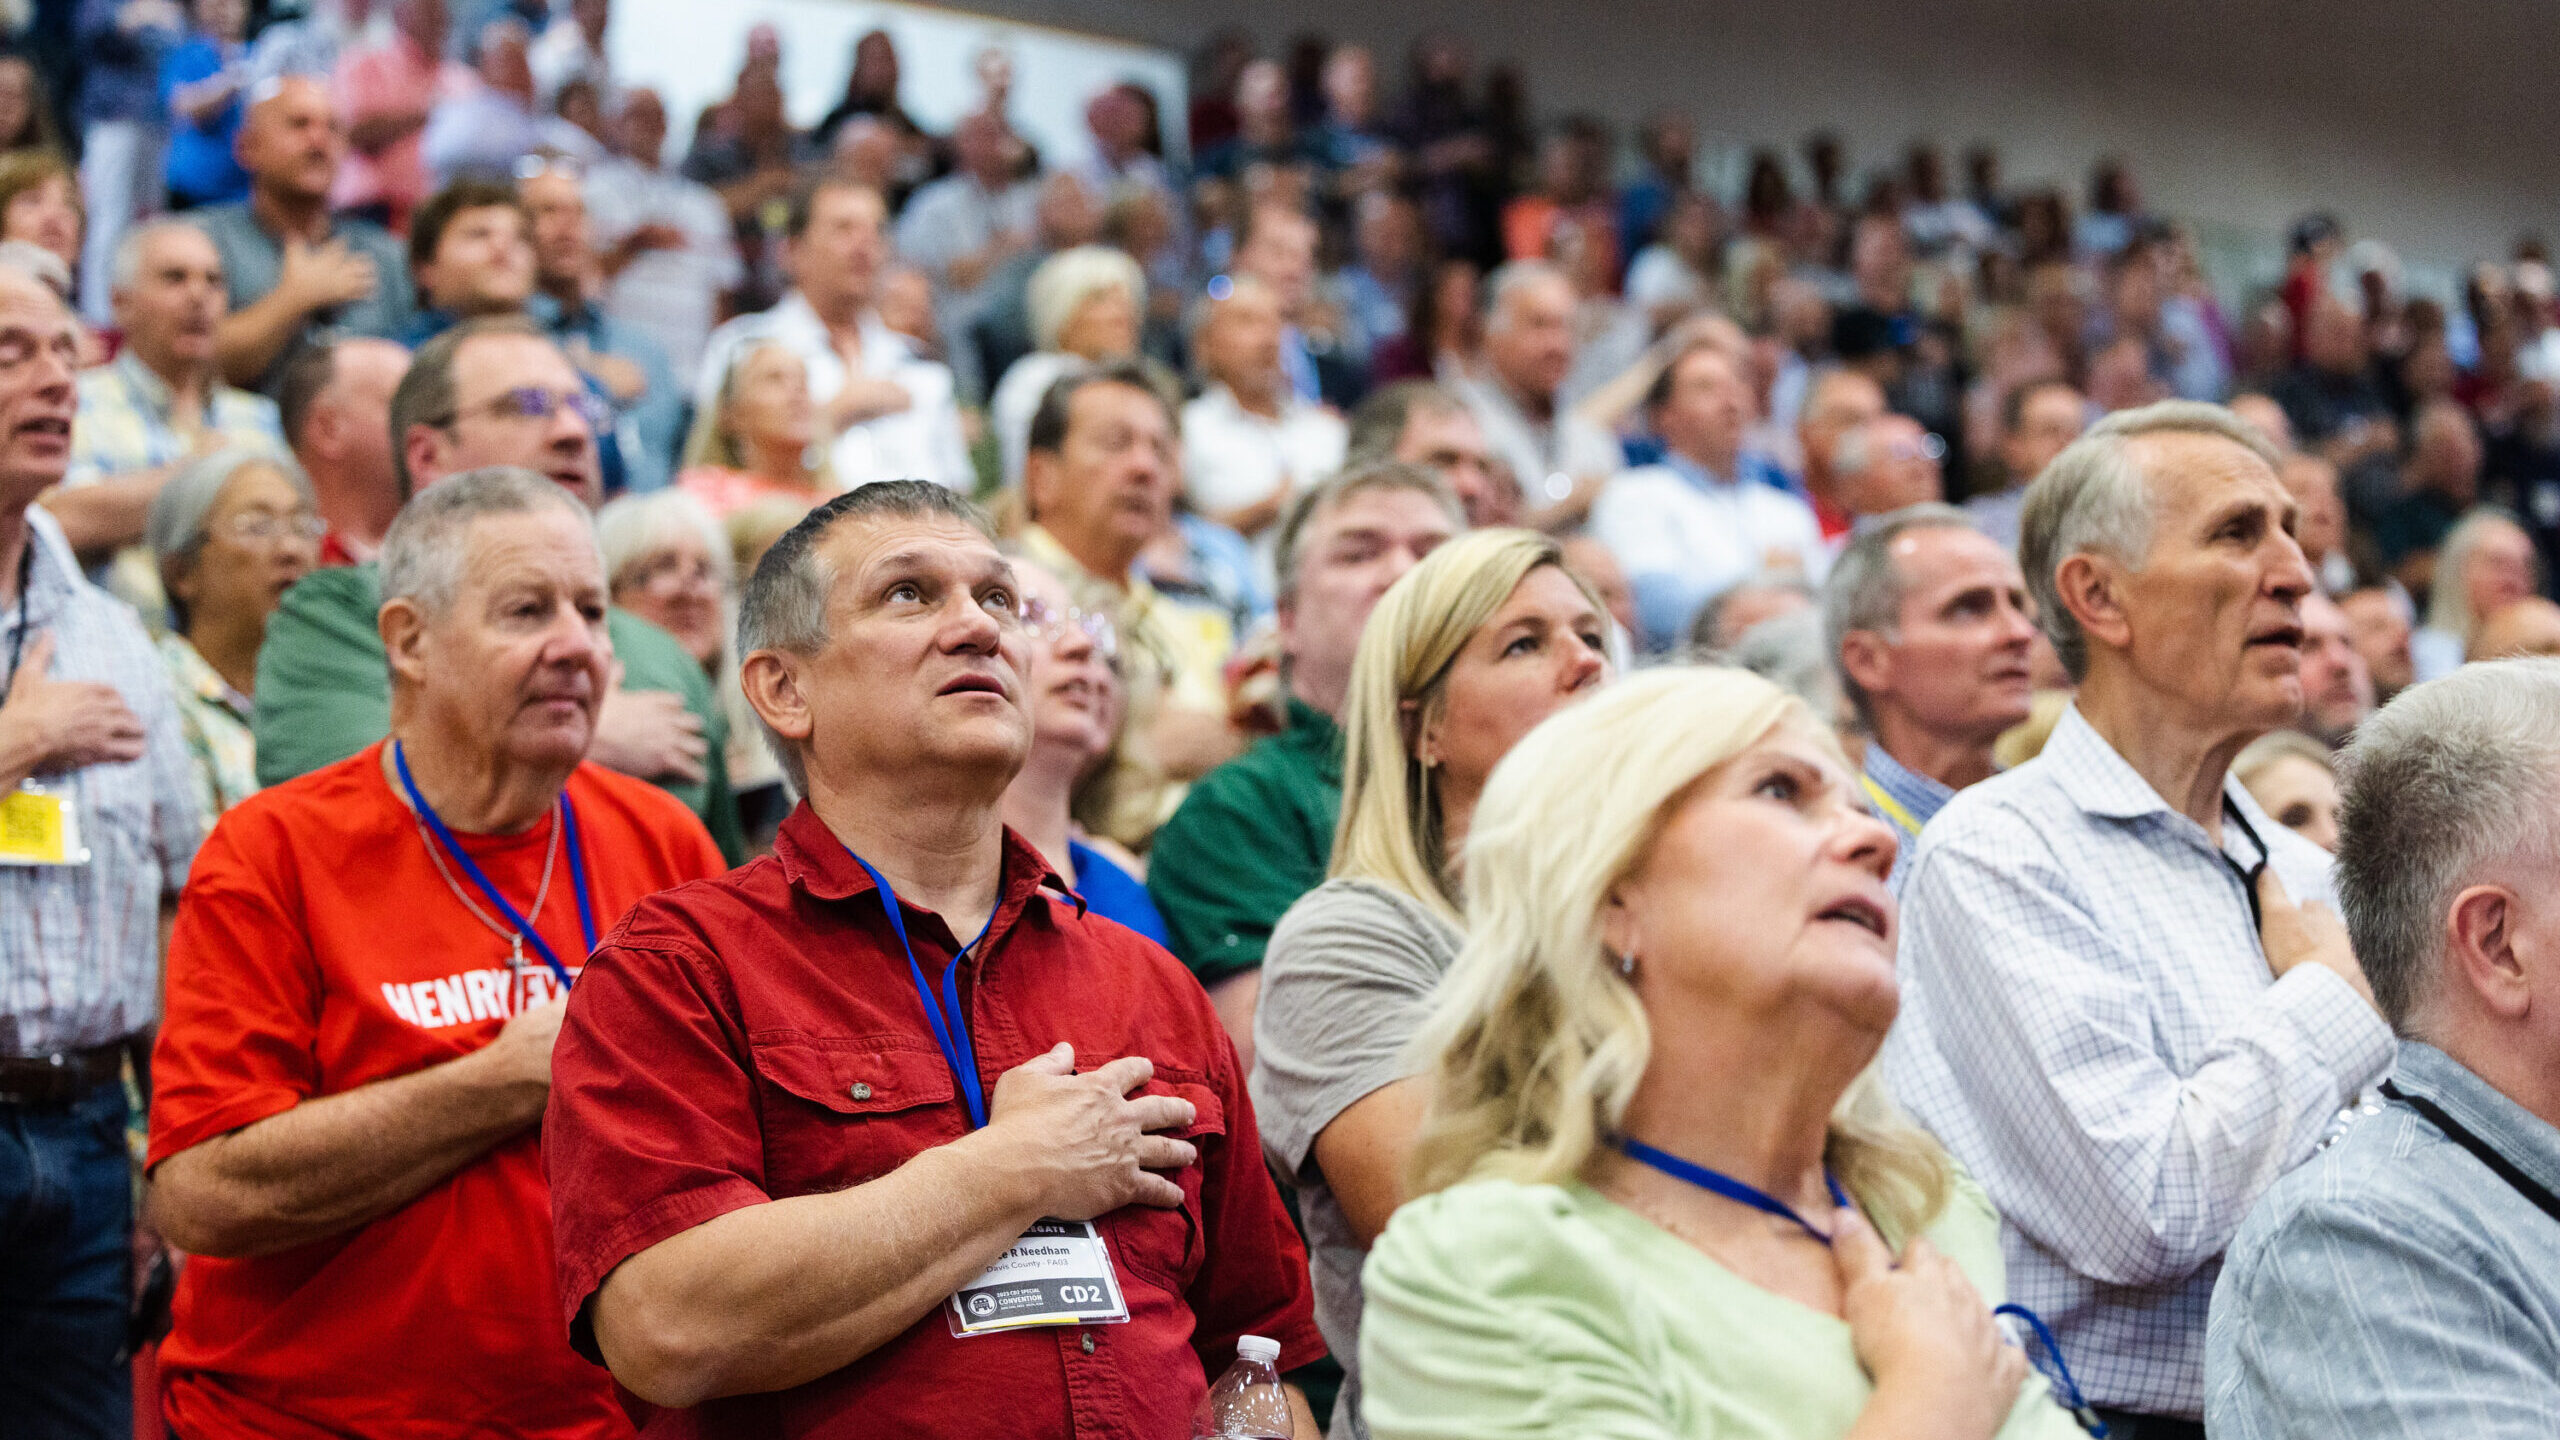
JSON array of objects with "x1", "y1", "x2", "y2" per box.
[
  {"x1": 1860, "y1": 742, "x2": 1954, "y2": 896},
  {"x1": 2207, "y1": 1040, "x2": 2560, "y2": 1437},
  {"x1": 1, "y1": 508, "x2": 201, "y2": 1053}
]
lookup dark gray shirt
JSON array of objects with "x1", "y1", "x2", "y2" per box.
[
  {"x1": 1252, "y1": 878, "x2": 1462, "y2": 1440},
  {"x1": 189, "y1": 202, "x2": 416, "y2": 393}
]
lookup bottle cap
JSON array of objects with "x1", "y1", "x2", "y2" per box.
[{"x1": 1236, "y1": 1334, "x2": 1281, "y2": 1364}]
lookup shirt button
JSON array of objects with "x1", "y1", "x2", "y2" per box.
[
  {"x1": 1081, "y1": 1331, "x2": 1096, "y2": 1354},
  {"x1": 849, "y1": 1082, "x2": 873, "y2": 1101}
]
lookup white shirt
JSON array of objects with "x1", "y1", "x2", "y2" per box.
[
  {"x1": 584, "y1": 156, "x2": 742, "y2": 383},
  {"x1": 1180, "y1": 382, "x2": 1348, "y2": 518},
  {"x1": 1456, "y1": 373, "x2": 1621, "y2": 506},
  {"x1": 528, "y1": 18, "x2": 611, "y2": 107},
  {"x1": 1589, "y1": 454, "x2": 1826, "y2": 651},
  {"x1": 695, "y1": 293, "x2": 973, "y2": 492},
  {"x1": 1882, "y1": 704, "x2": 2395, "y2": 1419}
]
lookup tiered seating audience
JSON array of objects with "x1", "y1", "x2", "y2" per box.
[{"x1": 12, "y1": 8, "x2": 2560, "y2": 1437}]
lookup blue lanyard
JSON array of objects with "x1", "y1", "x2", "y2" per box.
[
  {"x1": 1612, "y1": 1133, "x2": 2107, "y2": 1437},
  {"x1": 1613, "y1": 1135, "x2": 1851, "y2": 1242},
  {"x1": 1993, "y1": 1304, "x2": 2110, "y2": 1437},
  {"x1": 847, "y1": 850, "x2": 998, "y2": 1130},
  {"x1": 393, "y1": 741, "x2": 595, "y2": 994}
]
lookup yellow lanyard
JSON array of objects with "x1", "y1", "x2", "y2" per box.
[{"x1": 1860, "y1": 774, "x2": 1924, "y2": 838}]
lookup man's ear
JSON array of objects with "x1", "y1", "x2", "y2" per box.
[
  {"x1": 2446, "y1": 883, "x2": 2533, "y2": 1022},
  {"x1": 1021, "y1": 449, "x2": 1054, "y2": 525},
  {"x1": 2053, "y1": 552, "x2": 2131, "y2": 657},
  {"x1": 739, "y1": 649, "x2": 814, "y2": 749},
  {"x1": 1837, "y1": 629, "x2": 1895, "y2": 707},
  {"x1": 401, "y1": 423, "x2": 443, "y2": 495},
  {"x1": 379, "y1": 596, "x2": 430, "y2": 688}
]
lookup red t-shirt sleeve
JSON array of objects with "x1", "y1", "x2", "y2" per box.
[
  {"x1": 1174, "y1": 957, "x2": 1327, "y2": 1377},
  {"x1": 149, "y1": 812, "x2": 329, "y2": 1168},
  {"x1": 546, "y1": 908, "x2": 772, "y2": 1355}
]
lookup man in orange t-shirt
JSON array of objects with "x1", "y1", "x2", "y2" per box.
[{"x1": 148, "y1": 468, "x2": 726, "y2": 1439}]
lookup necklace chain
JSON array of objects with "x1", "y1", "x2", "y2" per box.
[{"x1": 416, "y1": 803, "x2": 560, "y2": 954}]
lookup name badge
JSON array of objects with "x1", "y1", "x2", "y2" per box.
[
  {"x1": 945, "y1": 1218, "x2": 1131, "y2": 1336},
  {"x1": 0, "y1": 784, "x2": 86, "y2": 866}
]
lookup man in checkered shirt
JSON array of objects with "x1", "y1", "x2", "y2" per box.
[{"x1": 1883, "y1": 401, "x2": 2393, "y2": 1440}]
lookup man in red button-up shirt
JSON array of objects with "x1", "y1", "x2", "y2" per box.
[{"x1": 545, "y1": 479, "x2": 1324, "y2": 1438}]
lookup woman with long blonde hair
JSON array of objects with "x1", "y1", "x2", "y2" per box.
[
  {"x1": 1251, "y1": 527, "x2": 1610, "y2": 1440},
  {"x1": 1361, "y1": 666, "x2": 2086, "y2": 1440}
]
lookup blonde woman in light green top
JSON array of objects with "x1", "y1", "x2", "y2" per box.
[{"x1": 1360, "y1": 666, "x2": 2088, "y2": 1440}]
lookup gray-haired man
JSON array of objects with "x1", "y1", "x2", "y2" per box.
[
  {"x1": 251, "y1": 315, "x2": 741, "y2": 858},
  {"x1": 2207, "y1": 658, "x2": 2560, "y2": 1439},
  {"x1": 1821, "y1": 503, "x2": 2037, "y2": 892},
  {"x1": 148, "y1": 467, "x2": 725, "y2": 1438},
  {"x1": 1883, "y1": 401, "x2": 2391, "y2": 1436}
]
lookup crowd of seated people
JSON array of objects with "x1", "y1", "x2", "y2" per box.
[{"x1": 7, "y1": 7, "x2": 2560, "y2": 1440}]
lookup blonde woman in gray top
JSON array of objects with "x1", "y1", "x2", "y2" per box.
[{"x1": 1251, "y1": 527, "x2": 1611, "y2": 1438}]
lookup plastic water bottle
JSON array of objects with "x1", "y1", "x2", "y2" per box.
[{"x1": 1192, "y1": 1334, "x2": 1292, "y2": 1440}]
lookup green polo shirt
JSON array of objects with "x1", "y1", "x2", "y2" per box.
[
  {"x1": 252, "y1": 562, "x2": 746, "y2": 863},
  {"x1": 1148, "y1": 696, "x2": 1343, "y2": 985}
]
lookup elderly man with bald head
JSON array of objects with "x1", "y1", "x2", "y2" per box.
[{"x1": 199, "y1": 74, "x2": 416, "y2": 393}]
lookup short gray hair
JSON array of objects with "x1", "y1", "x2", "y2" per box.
[
  {"x1": 149, "y1": 446, "x2": 315, "y2": 634},
  {"x1": 2335, "y1": 658, "x2": 2560, "y2": 1033},
  {"x1": 1481, "y1": 260, "x2": 1568, "y2": 334},
  {"x1": 111, "y1": 217, "x2": 213, "y2": 295},
  {"x1": 1822, "y1": 502, "x2": 1977, "y2": 728},
  {"x1": 1026, "y1": 244, "x2": 1143, "y2": 354},
  {"x1": 2021, "y1": 399, "x2": 2279, "y2": 681},
  {"x1": 1725, "y1": 605, "x2": 1840, "y2": 719},
  {"x1": 736, "y1": 479, "x2": 994, "y2": 795},
  {"x1": 380, "y1": 466, "x2": 594, "y2": 619},
  {"x1": 596, "y1": 489, "x2": 733, "y2": 596}
]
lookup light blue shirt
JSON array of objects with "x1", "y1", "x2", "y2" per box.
[
  {"x1": 1883, "y1": 703, "x2": 2395, "y2": 1419},
  {"x1": 2207, "y1": 1040, "x2": 2560, "y2": 1438},
  {"x1": 1860, "y1": 742, "x2": 1954, "y2": 896}
]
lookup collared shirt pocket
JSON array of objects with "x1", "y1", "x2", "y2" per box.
[
  {"x1": 1106, "y1": 1069, "x2": 1226, "y2": 1289},
  {"x1": 749, "y1": 1033, "x2": 958, "y2": 1196}
]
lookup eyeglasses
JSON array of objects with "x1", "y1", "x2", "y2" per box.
[
  {"x1": 514, "y1": 153, "x2": 585, "y2": 182},
  {"x1": 1019, "y1": 595, "x2": 1118, "y2": 661},
  {"x1": 621, "y1": 551, "x2": 723, "y2": 596},
  {"x1": 220, "y1": 510, "x2": 327, "y2": 545},
  {"x1": 433, "y1": 386, "x2": 613, "y2": 432}
]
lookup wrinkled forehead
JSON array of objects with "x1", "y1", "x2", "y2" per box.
[
  {"x1": 2131, "y1": 430, "x2": 2287, "y2": 525},
  {"x1": 458, "y1": 506, "x2": 604, "y2": 590},
  {"x1": 819, "y1": 513, "x2": 1007, "y2": 595},
  {"x1": 0, "y1": 267, "x2": 71, "y2": 332}
]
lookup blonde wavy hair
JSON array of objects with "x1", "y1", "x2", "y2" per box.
[
  {"x1": 1330, "y1": 528, "x2": 1595, "y2": 930},
  {"x1": 681, "y1": 339, "x2": 838, "y2": 486},
  {"x1": 1405, "y1": 665, "x2": 1953, "y2": 1240}
]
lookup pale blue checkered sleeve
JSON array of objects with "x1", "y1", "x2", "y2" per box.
[{"x1": 1894, "y1": 804, "x2": 2395, "y2": 1290}]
